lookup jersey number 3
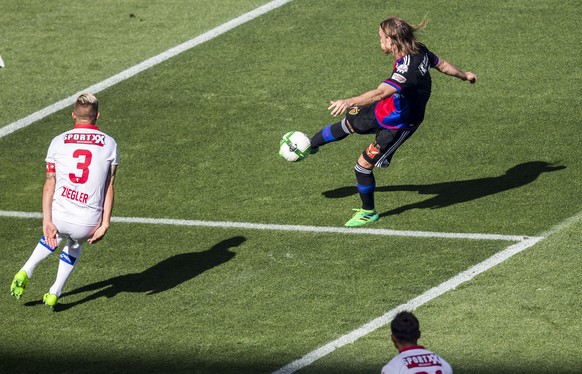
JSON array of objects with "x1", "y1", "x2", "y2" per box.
[{"x1": 69, "y1": 149, "x2": 92, "y2": 184}]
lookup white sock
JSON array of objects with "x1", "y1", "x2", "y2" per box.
[
  {"x1": 49, "y1": 239, "x2": 82, "y2": 297},
  {"x1": 21, "y1": 235, "x2": 63, "y2": 278}
]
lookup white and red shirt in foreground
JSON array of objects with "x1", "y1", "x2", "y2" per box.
[
  {"x1": 46, "y1": 123, "x2": 119, "y2": 227},
  {"x1": 381, "y1": 345, "x2": 453, "y2": 374}
]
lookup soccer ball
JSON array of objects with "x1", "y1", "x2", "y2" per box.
[{"x1": 279, "y1": 131, "x2": 311, "y2": 162}]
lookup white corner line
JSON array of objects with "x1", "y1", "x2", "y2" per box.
[
  {"x1": 0, "y1": 0, "x2": 293, "y2": 139},
  {"x1": 0, "y1": 210, "x2": 535, "y2": 242},
  {"x1": 272, "y1": 236, "x2": 544, "y2": 374}
]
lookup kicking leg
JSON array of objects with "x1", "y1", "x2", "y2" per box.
[{"x1": 310, "y1": 118, "x2": 353, "y2": 152}]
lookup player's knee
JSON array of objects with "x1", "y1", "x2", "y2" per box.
[
  {"x1": 358, "y1": 154, "x2": 375, "y2": 170},
  {"x1": 354, "y1": 162, "x2": 373, "y2": 176},
  {"x1": 343, "y1": 119, "x2": 355, "y2": 134}
]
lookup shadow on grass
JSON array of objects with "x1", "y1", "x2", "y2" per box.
[
  {"x1": 322, "y1": 161, "x2": 565, "y2": 217},
  {"x1": 25, "y1": 236, "x2": 245, "y2": 312},
  {"x1": 0, "y1": 352, "x2": 567, "y2": 374}
]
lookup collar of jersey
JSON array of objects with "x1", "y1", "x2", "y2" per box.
[
  {"x1": 74, "y1": 123, "x2": 99, "y2": 130},
  {"x1": 395, "y1": 54, "x2": 407, "y2": 63},
  {"x1": 399, "y1": 345, "x2": 425, "y2": 353}
]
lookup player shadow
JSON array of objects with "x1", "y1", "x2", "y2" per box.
[
  {"x1": 27, "y1": 236, "x2": 245, "y2": 312},
  {"x1": 322, "y1": 161, "x2": 565, "y2": 217}
]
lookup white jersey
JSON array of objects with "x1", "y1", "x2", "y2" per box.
[
  {"x1": 46, "y1": 124, "x2": 118, "y2": 227},
  {"x1": 381, "y1": 346, "x2": 453, "y2": 374}
]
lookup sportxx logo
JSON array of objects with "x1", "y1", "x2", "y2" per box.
[{"x1": 64, "y1": 133, "x2": 105, "y2": 146}]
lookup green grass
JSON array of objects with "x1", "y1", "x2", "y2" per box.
[
  {"x1": 2, "y1": 219, "x2": 507, "y2": 373},
  {"x1": 1, "y1": 0, "x2": 581, "y2": 373},
  {"x1": 318, "y1": 218, "x2": 582, "y2": 374},
  {"x1": 0, "y1": 0, "x2": 269, "y2": 125}
]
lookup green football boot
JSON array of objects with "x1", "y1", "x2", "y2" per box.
[
  {"x1": 10, "y1": 270, "x2": 29, "y2": 300},
  {"x1": 43, "y1": 293, "x2": 58, "y2": 308},
  {"x1": 344, "y1": 208, "x2": 380, "y2": 227}
]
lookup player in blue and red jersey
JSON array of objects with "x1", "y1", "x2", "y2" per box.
[{"x1": 310, "y1": 16, "x2": 477, "y2": 227}]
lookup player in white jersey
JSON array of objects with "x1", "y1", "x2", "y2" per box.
[
  {"x1": 381, "y1": 311, "x2": 453, "y2": 374},
  {"x1": 10, "y1": 93, "x2": 119, "y2": 308}
]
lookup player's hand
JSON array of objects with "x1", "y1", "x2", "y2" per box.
[
  {"x1": 465, "y1": 72, "x2": 477, "y2": 84},
  {"x1": 328, "y1": 99, "x2": 350, "y2": 117},
  {"x1": 43, "y1": 221, "x2": 58, "y2": 249},
  {"x1": 87, "y1": 225, "x2": 108, "y2": 244}
]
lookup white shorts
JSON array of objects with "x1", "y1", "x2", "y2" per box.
[{"x1": 53, "y1": 217, "x2": 99, "y2": 243}]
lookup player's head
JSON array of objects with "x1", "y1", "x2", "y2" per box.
[
  {"x1": 379, "y1": 17, "x2": 426, "y2": 57},
  {"x1": 390, "y1": 311, "x2": 421, "y2": 346},
  {"x1": 73, "y1": 93, "x2": 100, "y2": 124}
]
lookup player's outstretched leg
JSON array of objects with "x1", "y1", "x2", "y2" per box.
[
  {"x1": 10, "y1": 270, "x2": 29, "y2": 300},
  {"x1": 310, "y1": 119, "x2": 352, "y2": 154}
]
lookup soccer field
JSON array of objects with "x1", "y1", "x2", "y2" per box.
[{"x1": 1, "y1": 1, "x2": 581, "y2": 373}]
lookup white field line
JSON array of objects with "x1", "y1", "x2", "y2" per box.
[
  {"x1": 0, "y1": 0, "x2": 292, "y2": 139},
  {"x1": 0, "y1": 210, "x2": 535, "y2": 242},
  {"x1": 272, "y1": 237, "x2": 543, "y2": 374},
  {"x1": 272, "y1": 210, "x2": 582, "y2": 374},
  {"x1": 5, "y1": 208, "x2": 577, "y2": 374}
]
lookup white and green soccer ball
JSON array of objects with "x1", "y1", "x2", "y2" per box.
[{"x1": 279, "y1": 131, "x2": 311, "y2": 162}]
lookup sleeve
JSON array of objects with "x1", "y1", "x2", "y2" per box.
[
  {"x1": 427, "y1": 49, "x2": 439, "y2": 68},
  {"x1": 384, "y1": 74, "x2": 405, "y2": 92},
  {"x1": 380, "y1": 357, "x2": 399, "y2": 374},
  {"x1": 108, "y1": 137, "x2": 119, "y2": 166},
  {"x1": 384, "y1": 57, "x2": 417, "y2": 92},
  {"x1": 45, "y1": 137, "x2": 58, "y2": 171}
]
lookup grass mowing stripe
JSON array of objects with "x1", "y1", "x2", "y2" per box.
[
  {"x1": 0, "y1": 210, "x2": 532, "y2": 242},
  {"x1": 0, "y1": 0, "x2": 292, "y2": 139},
  {"x1": 272, "y1": 237, "x2": 544, "y2": 374}
]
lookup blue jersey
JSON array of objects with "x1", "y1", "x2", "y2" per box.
[{"x1": 375, "y1": 44, "x2": 439, "y2": 129}]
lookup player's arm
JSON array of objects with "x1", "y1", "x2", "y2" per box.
[
  {"x1": 328, "y1": 83, "x2": 397, "y2": 117},
  {"x1": 88, "y1": 165, "x2": 117, "y2": 244},
  {"x1": 42, "y1": 169, "x2": 58, "y2": 249},
  {"x1": 435, "y1": 58, "x2": 477, "y2": 83}
]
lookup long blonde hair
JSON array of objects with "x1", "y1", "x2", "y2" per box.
[{"x1": 379, "y1": 17, "x2": 427, "y2": 56}]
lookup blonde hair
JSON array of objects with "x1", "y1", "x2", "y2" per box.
[
  {"x1": 380, "y1": 17, "x2": 427, "y2": 56},
  {"x1": 74, "y1": 93, "x2": 99, "y2": 123}
]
